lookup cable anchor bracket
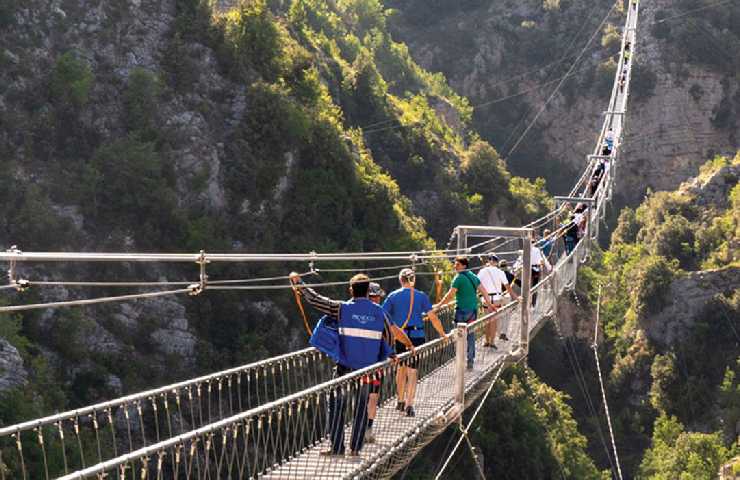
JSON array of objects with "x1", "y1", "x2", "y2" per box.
[
  {"x1": 6, "y1": 246, "x2": 29, "y2": 292},
  {"x1": 189, "y1": 250, "x2": 209, "y2": 296}
]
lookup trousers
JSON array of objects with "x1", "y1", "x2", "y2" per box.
[{"x1": 327, "y1": 365, "x2": 370, "y2": 454}]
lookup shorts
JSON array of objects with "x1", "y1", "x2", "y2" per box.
[
  {"x1": 361, "y1": 370, "x2": 383, "y2": 395},
  {"x1": 396, "y1": 336, "x2": 425, "y2": 369},
  {"x1": 489, "y1": 293, "x2": 503, "y2": 307}
]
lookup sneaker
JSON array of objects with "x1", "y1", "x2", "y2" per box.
[
  {"x1": 320, "y1": 449, "x2": 344, "y2": 456},
  {"x1": 466, "y1": 362, "x2": 474, "y2": 371},
  {"x1": 499, "y1": 333, "x2": 509, "y2": 341},
  {"x1": 405, "y1": 405, "x2": 415, "y2": 417},
  {"x1": 346, "y1": 451, "x2": 362, "y2": 462},
  {"x1": 490, "y1": 344, "x2": 498, "y2": 351},
  {"x1": 396, "y1": 401, "x2": 405, "y2": 411},
  {"x1": 365, "y1": 428, "x2": 376, "y2": 444}
]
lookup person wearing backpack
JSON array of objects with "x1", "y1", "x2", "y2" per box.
[
  {"x1": 383, "y1": 268, "x2": 447, "y2": 417},
  {"x1": 433, "y1": 257, "x2": 493, "y2": 370}
]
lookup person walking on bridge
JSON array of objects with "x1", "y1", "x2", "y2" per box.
[
  {"x1": 433, "y1": 257, "x2": 493, "y2": 370},
  {"x1": 383, "y1": 268, "x2": 446, "y2": 417},
  {"x1": 477, "y1": 254, "x2": 518, "y2": 349},
  {"x1": 365, "y1": 282, "x2": 414, "y2": 441},
  {"x1": 290, "y1": 272, "x2": 397, "y2": 457}
]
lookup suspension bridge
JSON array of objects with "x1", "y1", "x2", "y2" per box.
[{"x1": 0, "y1": 3, "x2": 639, "y2": 479}]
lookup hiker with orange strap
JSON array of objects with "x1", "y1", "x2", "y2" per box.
[{"x1": 383, "y1": 268, "x2": 446, "y2": 417}]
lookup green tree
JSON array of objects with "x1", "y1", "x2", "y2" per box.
[
  {"x1": 460, "y1": 140, "x2": 509, "y2": 206},
  {"x1": 49, "y1": 52, "x2": 94, "y2": 109},
  {"x1": 639, "y1": 414, "x2": 733, "y2": 479},
  {"x1": 123, "y1": 68, "x2": 162, "y2": 139},
  {"x1": 82, "y1": 137, "x2": 184, "y2": 247}
]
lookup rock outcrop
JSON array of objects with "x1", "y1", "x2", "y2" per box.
[
  {"x1": 0, "y1": 339, "x2": 27, "y2": 393},
  {"x1": 642, "y1": 267, "x2": 740, "y2": 347}
]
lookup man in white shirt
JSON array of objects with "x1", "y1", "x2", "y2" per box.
[{"x1": 477, "y1": 254, "x2": 518, "y2": 348}]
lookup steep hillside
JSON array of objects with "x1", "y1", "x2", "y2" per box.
[
  {"x1": 0, "y1": 0, "x2": 552, "y2": 417},
  {"x1": 389, "y1": 0, "x2": 740, "y2": 205},
  {"x1": 579, "y1": 154, "x2": 740, "y2": 476}
]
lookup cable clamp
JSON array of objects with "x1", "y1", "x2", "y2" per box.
[
  {"x1": 410, "y1": 253, "x2": 418, "y2": 271},
  {"x1": 309, "y1": 251, "x2": 317, "y2": 275},
  {"x1": 6, "y1": 246, "x2": 23, "y2": 290},
  {"x1": 190, "y1": 250, "x2": 209, "y2": 296},
  {"x1": 14, "y1": 279, "x2": 30, "y2": 292}
]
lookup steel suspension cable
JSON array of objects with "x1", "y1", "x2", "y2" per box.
[
  {"x1": 0, "y1": 288, "x2": 191, "y2": 313},
  {"x1": 593, "y1": 285, "x2": 624, "y2": 480}
]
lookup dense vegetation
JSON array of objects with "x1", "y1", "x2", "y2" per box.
[
  {"x1": 573, "y1": 154, "x2": 740, "y2": 476},
  {"x1": 403, "y1": 366, "x2": 607, "y2": 479},
  {"x1": 0, "y1": 0, "x2": 552, "y2": 428}
]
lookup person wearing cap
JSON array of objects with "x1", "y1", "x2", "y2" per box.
[
  {"x1": 365, "y1": 282, "x2": 414, "y2": 440},
  {"x1": 433, "y1": 257, "x2": 493, "y2": 370},
  {"x1": 382, "y1": 268, "x2": 446, "y2": 417},
  {"x1": 289, "y1": 272, "x2": 397, "y2": 457},
  {"x1": 477, "y1": 254, "x2": 518, "y2": 348}
]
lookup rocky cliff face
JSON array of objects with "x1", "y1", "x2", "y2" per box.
[
  {"x1": 643, "y1": 267, "x2": 739, "y2": 348},
  {"x1": 389, "y1": 0, "x2": 739, "y2": 205},
  {"x1": 0, "y1": 339, "x2": 27, "y2": 393}
]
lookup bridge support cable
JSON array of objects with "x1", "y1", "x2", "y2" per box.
[
  {"x1": 434, "y1": 358, "x2": 519, "y2": 480},
  {"x1": 593, "y1": 285, "x2": 624, "y2": 480}
]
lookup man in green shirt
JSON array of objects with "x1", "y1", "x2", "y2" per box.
[{"x1": 434, "y1": 257, "x2": 493, "y2": 370}]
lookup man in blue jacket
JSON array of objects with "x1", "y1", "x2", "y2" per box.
[{"x1": 290, "y1": 272, "x2": 397, "y2": 457}]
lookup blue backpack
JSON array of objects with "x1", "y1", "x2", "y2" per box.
[{"x1": 310, "y1": 315, "x2": 341, "y2": 363}]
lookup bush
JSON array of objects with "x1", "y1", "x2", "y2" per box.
[
  {"x1": 123, "y1": 68, "x2": 161, "y2": 138},
  {"x1": 630, "y1": 61, "x2": 658, "y2": 100},
  {"x1": 630, "y1": 255, "x2": 676, "y2": 319},
  {"x1": 595, "y1": 57, "x2": 617, "y2": 95},
  {"x1": 49, "y1": 52, "x2": 94, "y2": 109},
  {"x1": 222, "y1": 0, "x2": 288, "y2": 81},
  {"x1": 163, "y1": 33, "x2": 199, "y2": 92},
  {"x1": 0, "y1": 0, "x2": 16, "y2": 27},
  {"x1": 612, "y1": 207, "x2": 639, "y2": 244},
  {"x1": 639, "y1": 415, "x2": 732, "y2": 479},
  {"x1": 601, "y1": 24, "x2": 622, "y2": 52},
  {"x1": 460, "y1": 140, "x2": 510, "y2": 207},
  {"x1": 652, "y1": 215, "x2": 695, "y2": 269},
  {"x1": 82, "y1": 137, "x2": 184, "y2": 247}
]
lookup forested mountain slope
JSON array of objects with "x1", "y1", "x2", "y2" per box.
[
  {"x1": 0, "y1": 0, "x2": 551, "y2": 419},
  {"x1": 582, "y1": 154, "x2": 739, "y2": 477},
  {"x1": 404, "y1": 155, "x2": 739, "y2": 479},
  {"x1": 389, "y1": 0, "x2": 740, "y2": 206}
]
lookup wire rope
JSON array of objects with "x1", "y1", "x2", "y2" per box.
[
  {"x1": 654, "y1": 0, "x2": 737, "y2": 24},
  {"x1": 0, "y1": 288, "x2": 191, "y2": 313},
  {"x1": 592, "y1": 285, "x2": 624, "y2": 480}
]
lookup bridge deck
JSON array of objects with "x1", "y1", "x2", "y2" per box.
[{"x1": 261, "y1": 335, "x2": 507, "y2": 479}]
